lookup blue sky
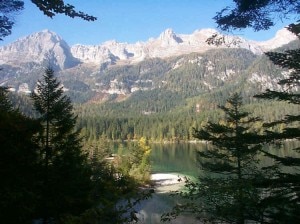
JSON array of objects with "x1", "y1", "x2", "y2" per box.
[{"x1": 0, "y1": 0, "x2": 294, "y2": 46}]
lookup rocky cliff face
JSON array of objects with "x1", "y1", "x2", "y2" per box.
[
  {"x1": 257, "y1": 28, "x2": 298, "y2": 50},
  {"x1": 70, "y1": 27, "x2": 297, "y2": 66},
  {"x1": 0, "y1": 28, "x2": 297, "y2": 71},
  {"x1": 0, "y1": 30, "x2": 79, "y2": 70},
  {"x1": 0, "y1": 28, "x2": 297, "y2": 98}
]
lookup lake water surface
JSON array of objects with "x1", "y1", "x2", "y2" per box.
[
  {"x1": 150, "y1": 141, "x2": 300, "y2": 176},
  {"x1": 150, "y1": 142, "x2": 203, "y2": 177},
  {"x1": 137, "y1": 141, "x2": 299, "y2": 223},
  {"x1": 134, "y1": 143, "x2": 204, "y2": 224}
]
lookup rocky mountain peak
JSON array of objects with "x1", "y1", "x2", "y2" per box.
[
  {"x1": 102, "y1": 40, "x2": 122, "y2": 46},
  {"x1": 159, "y1": 29, "x2": 175, "y2": 39},
  {"x1": 32, "y1": 29, "x2": 62, "y2": 42},
  {"x1": 0, "y1": 29, "x2": 78, "y2": 70},
  {"x1": 256, "y1": 28, "x2": 297, "y2": 50},
  {"x1": 0, "y1": 27, "x2": 297, "y2": 71},
  {"x1": 158, "y1": 28, "x2": 183, "y2": 45}
]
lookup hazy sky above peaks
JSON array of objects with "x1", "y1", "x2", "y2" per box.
[{"x1": 0, "y1": 0, "x2": 294, "y2": 46}]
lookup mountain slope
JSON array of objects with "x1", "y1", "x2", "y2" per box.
[
  {"x1": 70, "y1": 28, "x2": 297, "y2": 66},
  {"x1": 0, "y1": 28, "x2": 297, "y2": 71},
  {"x1": 1, "y1": 29, "x2": 298, "y2": 141},
  {"x1": 0, "y1": 28, "x2": 297, "y2": 108},
  {"x1": 0, "y1": 30, "x2": 79, "y2": 70}
]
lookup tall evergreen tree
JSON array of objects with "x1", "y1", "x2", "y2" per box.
[
  {"x1": 254, "y1": 24, "x2": 300, "y2": 223},
  {"x1": 0, "y1": 87, "x2": 40, "y2": 224},
  {"x1": 31, "y1": 67, "x2": 92, "y2": 223},
  {"x1": 163, "y1": 93, "x2": 270, "y2": 223}
]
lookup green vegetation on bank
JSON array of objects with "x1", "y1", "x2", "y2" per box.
[{"x1": 0, "y1": 68, "x2": 152, "y2": 224}]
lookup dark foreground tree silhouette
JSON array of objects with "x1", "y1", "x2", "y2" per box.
[
  {"x1": 31, "y1": 67, "x2": 92, "y2": 223},
  {"x1": 0, "y1": 87, "x2": 40, "y2": 224},
  {"x1": 254, "y1": 24, "x2": 300, "y2": 223},
  {"x1": 31, "y1": 0, "x2": 97, "y2": 21},
  {"x1": 214, "y1": 0, "x2": 300, "y2": 32},
  {"x1": 211, "y1": 3, "x2": 300, "y2": 220},
  {"x1": 69, "y1": 142, "x2": 152, "y2": 224},
  {"x1": 0, "y1": 68, "x2": 151, "y2": 224},
  {"x1": 0, "y1": 0, "x2": 24, "y2": 40},
  {"x1": 207, "y1": 1, "x2": 300, "y2": 46},
  {"x1": 0, "y1": 0, "x2": 96, "y2": 40},
  {"x1": 162, "y1": 93, "x2": 271, "y2": 223}
]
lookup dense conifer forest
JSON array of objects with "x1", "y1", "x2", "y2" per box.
[{"x1": 7, "y1": 46, "x2": 299, "y2": 143}]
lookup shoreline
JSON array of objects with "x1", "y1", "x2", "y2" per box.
[
  {"x1": 150, "y1": 173, "x2": 186, "y2": 193},
  {"x1": 134, "y1": 173, "x2": 201, "y2": 223}
]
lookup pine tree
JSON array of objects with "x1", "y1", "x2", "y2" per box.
[
  {"x1": 163, "y1": 93, "x2": 269, "y2": 223},
  {"x1": 254, "y1": 23, "x2": 300, "y2": 223},
  {"x1": 31, "y1": 67, "x2": 92, "y2": 223}
]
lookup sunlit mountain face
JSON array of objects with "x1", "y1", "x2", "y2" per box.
[{"x1": 0, "y1": 28, "x2": 297, "y2": 107}]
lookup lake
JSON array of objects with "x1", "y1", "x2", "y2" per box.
[
  {"x1": 136, "y1": 141, "x2": 299, "y2": 223},
  {"x1": 150, "y1": 141, "x2": 300, "y2": 176},
  {"x1": 112, "y1": 141, "x2": 299, "y2": 223},
  {"x1": 150, "y1": 142, "x2": 203, "y2": 176},
  {"x1": 134, "y1": 143, "x2": 205, "y2": 224}
]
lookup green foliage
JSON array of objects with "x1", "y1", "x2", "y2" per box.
[
  {"x1": 253, "y1": 24, "x2": 300, "y2": 223},
  {"x1": 8, "y1": 91, "x2": 37, "y2": 117},
  {"x1": 61, "y1": 136, "x2": 152, "y2": 224},
  {"x1": 0, "y1": 0, "x2": 24, "y2": 40},
  {"x1": 214, "y1": 0, "x2": 300, "y2": 32},
  {"x1": 116, "y1": 137, "x2": 152, "y2": 184},
  {"x1": 75, "y1": 95, "x2": 298, "y2": 142},
  {"x1": 163, "y1": 93, "x2": 270, "y2": 223},
  {"x1": 72, "y1": 47, "x2": 298, "y2": 142},
  {"x1": 0, "y1": 71, "x2": 153, "y2": 224},
  {"x1": 31, "y1": 0, "x2": 97, "y2": 21}
]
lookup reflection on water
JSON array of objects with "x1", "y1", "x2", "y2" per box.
[
  {"x1": 144, "y1": 141, "x2": 300, "y2": 223},
  {"x1": 111, "y1": 141, "x2": 299, "y2": 223},
  {"x1": 150, "y1": 142, "x2": 207, "y2": 177},
  {"x1": 112, "y1": 141, "x2": 208, "y2": 177},
  {"x1": 150, "y1": 141, "x2": 300, "y2": 176}
]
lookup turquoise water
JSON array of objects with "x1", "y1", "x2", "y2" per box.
[
  {"x1": 150, "y1": 143, "x2": 203, "y2": 176},
  {"x1": 150, "y1": 141, "x2": 300, "y2": 176},
  {"x1": 112, "y1": 141, "x2": 299, "y2": 177},
  {"x1": 122, "y1": 141, "x2": 299, "y2": 223}
]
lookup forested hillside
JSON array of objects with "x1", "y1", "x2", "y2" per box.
[
  {"x1": 73, "y1": 46, "x2": 296, "y2": 141},
  {"x1": 6, "y1": 42, "x2": 299, "y2": 142}
]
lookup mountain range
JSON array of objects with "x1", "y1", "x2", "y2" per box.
[
  {"x1": 0, "y1": 28, "x2": 297, "y2": 70},
  {"x1": 0, "y1": 28, "x2": 298, "y2": 107}
]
